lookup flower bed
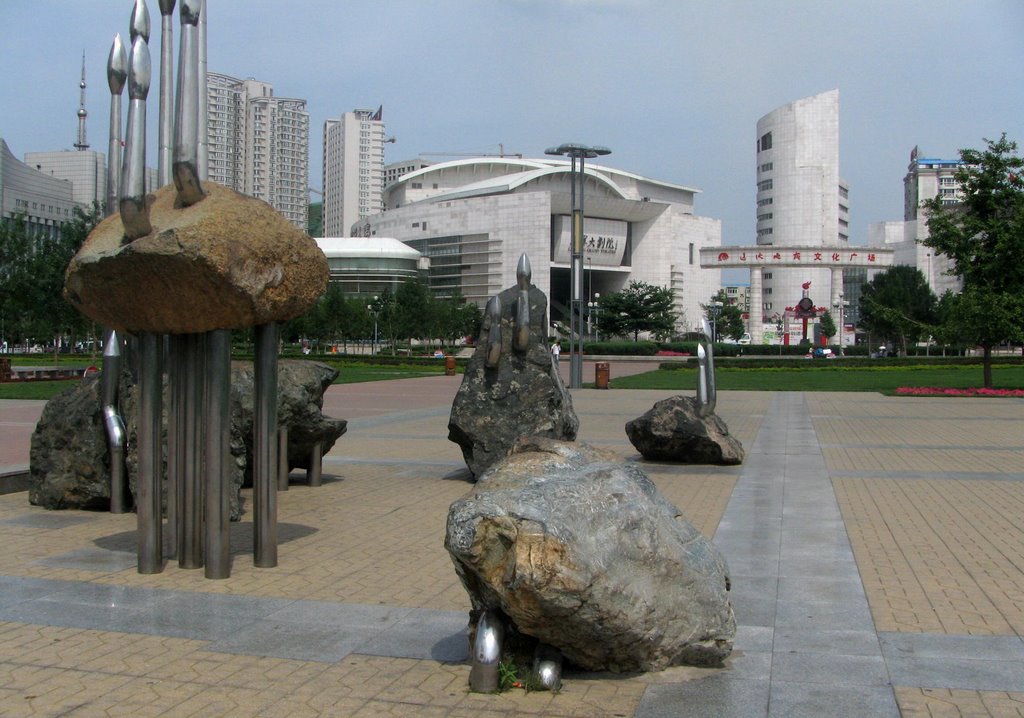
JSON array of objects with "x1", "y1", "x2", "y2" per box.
[{"x1": 895, "y1": 386, "x2": 1024, "y2": 397}]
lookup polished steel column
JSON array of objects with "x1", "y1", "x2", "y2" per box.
[
  {"x1": 105, "y1": 35, "x2": 127, "y2": 216},
  {"x1": 165, "y1": 333, "x2": 187, "y2": 559},
  {"x1": 120, "y1": 34, "x2": 152, "y2": 240},
  {"x1": 137, "y1": 332, "x2": 163, "y2": 574},
  {"x1": 172, "y1": 0, "x2": 204, "y2": 205},
  {"x1": 253, "y1": 323, "x2": 279, "y2": 568},
  {"x1": 101, "y1": 329, "x2": 127, "y2": 513},
  {"x1": 278, "y1": 426, "x2": 290, "y2": 491},
  {"x1": 204, "y1": 329, "x2": 231, "y2": 579},
  {"x1": 157, "y1": 0, "x2": 176, "y2": 186},
  {"x1": 307, "y1": 441, "x2": 323, "y2": 487},
  {"x1": 180, "y1": 332, "x2": 205, "y2": 568}
]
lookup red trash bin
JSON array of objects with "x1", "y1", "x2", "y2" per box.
[{"x1": 595, "y1": 362, "x2": 610, "y2": 389}]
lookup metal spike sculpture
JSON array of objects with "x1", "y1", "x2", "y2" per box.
[
  {"x1": 119, "y1": 36, "x2": 152, "y2": 240},
  {"x1": 484, "y1": 296, "x2": 502, "y2": 369},
  {"x1": 157, "y1": 0, "x2": 176, "y2": 186},
  {"x1": 173, "y1": 0, "x2": 204, "y2": 205},
  {"x1": 514, "y1": 253, "x2": 531, "y2": 352},
  {"x1": 696, "y1": 318, "x2": 717, "y2": 417},
  {"x1": 469, "y1": 609, "x2": 504, "y2": 693},
  {"x1": 94, "y1": 0, "x2": 287, "y2": 579}
]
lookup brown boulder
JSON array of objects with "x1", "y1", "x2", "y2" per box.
[{"x1": 64, "y1": 181, "x2": 328, "y2": 334}]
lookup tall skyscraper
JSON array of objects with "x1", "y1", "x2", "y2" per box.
[
  {"x1": 206, "y1": 72, "x2": 309, "y2": 230},
  {"x1": 322, "y1": 108, "x2": 386, "y2": 237},
  {"x1": 754, "y1": 89, "x2": 849, "y2": 319}
]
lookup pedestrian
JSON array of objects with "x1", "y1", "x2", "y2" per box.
[{"x1": 551, "y1": 340, "x2": 561, "y2": 364}]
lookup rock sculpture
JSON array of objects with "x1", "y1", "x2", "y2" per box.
[
  {"x1": 445, "y1": 437, "x2": 736, "y2": 673},
  {"x1": 448, "y1": 254, "x2": 578, "y2": 478},
  {"x1": 625, "y1": 319, "x2": 744, "y2": 464},
  {"x1": 29, "y1": 361, "x2": 345, "y2": 517}
]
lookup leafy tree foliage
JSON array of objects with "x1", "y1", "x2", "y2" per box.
[
  {"x1": 597, "y1": 281, "x2": 676, "y2": 341},
  {"x1": 819, "y1": 310, "x2": 837, "y2": 341},
  {"x1": 922, "y1": 134, "x2": 1024, "y2": 386},
  {"x1": 858, "y1": 265, "x2": 936, "y2": 355},
  {"x1": 0, "y1": 204, "x2": 99, "y2": 352},
  {"x1": 701, "y1": 289, "x2": 745, "y2": 341}
]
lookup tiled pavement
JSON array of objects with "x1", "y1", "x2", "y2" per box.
[{"x1": 0, "y1": 367, "x2": 1022, "y2": 716}]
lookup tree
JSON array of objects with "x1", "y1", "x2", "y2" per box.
[
  {"x1": 596, "y1": 281, "x2": 676, "y2": 341},
  {"x1": 858, "y1": 265, "x2": 937, "y2": 355},
  {"x1": 701, "y1": 289, "x2": 745, "y2": 341},
  {"x1": 922, "y1": 134, "x2": 1024, "y2": 386},
  {"x1": 819, "y1": 310, "x2": 837, "y2": 343}
]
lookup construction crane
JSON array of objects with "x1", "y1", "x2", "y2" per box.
[{"x1": 419, "y1": 144, "x2": 522, "y2": 160}]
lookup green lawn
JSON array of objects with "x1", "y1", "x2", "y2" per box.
[{"x1": 608, "y1": 364, "x2": 1024, "y2": 393}]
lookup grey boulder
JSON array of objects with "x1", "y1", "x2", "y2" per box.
[
  {"x1": 445, "y1": 437, "x2": 736, "y2": 673},
  {"x1": 626, "y1": 395, "x2": 744, "y2": 465}
]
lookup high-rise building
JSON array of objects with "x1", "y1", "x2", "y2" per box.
[
  {"x1": 384, "y1": 158, "x2": 432, "y2": 191},
  {"x1": 0, "y1": 139, "x2": 78, "y2": 241},
  {"x1": 24, "y1": 150, "x2": 105, "y2": 208},
  {"x1": 868, "y1": 147, "x2": 962, "y2": 296},
  {"x1": 754, "y1": 89, "x2": 850, "y2": 320},
  {"x1": 322, "y1": 108, "x2": 386, "y2": 237},
  {"x1": 206, "y1": 72, "x2": 309, "y2": 230}
]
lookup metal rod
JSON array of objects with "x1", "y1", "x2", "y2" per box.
[
  {"x1": 166, "y1": 333, "x2": 186, "y2": 560},
  {"x1": 469, "y1": 610, "x2": 504, "y2": 693},
  {"x1": 157, "y1": 0, "x2": 176, "y2": 186},
  {"x1": 136, "y1": 332, "x2": 163, "y2": 574},
  {"x1": 173, "y1": 0, "x2": 204, "y2": 206},
  {"x1": 253, "y1": 323, "x2": 279, "y2": 568},
  {"x1": 514, "y1": 253, "x2": 531, "y2": 353},
  {"x1": 278, "y1": 426, "x2": 290, "y2": 491},
  {"x1": 484, "y1": 296, "x2": 502, "y2": 369},
  {"x1": 120, "y1": 35, "x2": 152, "y2": 240},
  {"x1": 105, "y1": 34, "x2": 127, "y2": 216},
  {"x1": 180, "y1": 332, "x2": 205, "y2": 568},
  {"x1": 102, "y1": 329, "x2": 127, "y2": 514},
  {"x1": 307, "y1": 441, "x2": 323, "y2": 487},
  {"x1": 203, "y1": 329, "x2": 231, "y2": 579}
]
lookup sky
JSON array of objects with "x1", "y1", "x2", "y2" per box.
[{"x1": 2, "y1": 0, "x2": 1023, "y2": 268}]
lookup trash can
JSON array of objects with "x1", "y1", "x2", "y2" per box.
[
  {"x1": 445, "y1": 356, "x2": 457, "y2": 376},
  {"x1": 595, "y1": 361, "x2": 610, "y2": 389}
]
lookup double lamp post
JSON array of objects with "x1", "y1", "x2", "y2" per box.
[{"x1": 544, "y1": 143, "x2": 611, "y2": 389}]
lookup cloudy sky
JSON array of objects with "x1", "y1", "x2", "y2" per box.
[{"x1": 2, "y1": 0, "x2": 1022, "y2": 256}]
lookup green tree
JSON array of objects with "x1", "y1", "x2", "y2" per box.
[
  {"x1": 439, "y1": 291, "x2": 482, "y2": 347},
  {"x1": 859, "y1": 265, "x2": 937, "y2": 355},
  {"x1": 819, "y1": 310, "x2": 837, "y2": 342},
  {"x1": 597, "y1": 281, "x2": 676, "y2": 341},
  {"x1": 702, "y1": 289, "x2": 745, "y2": 341},
  {"x1": 922, "y1": 134, "x2": 1024, "y2": 386}
]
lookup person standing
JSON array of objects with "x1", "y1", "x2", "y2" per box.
[{"x1": 551, "y1": 340, "x2": 561, "y2": 364}]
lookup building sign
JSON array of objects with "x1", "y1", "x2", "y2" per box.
[
  {"x1": 700, "y1": 245, "x2": 893, "y2": 268},
  {"x1": 552, "y1": 216, "x2": 627, "y2": 267}
]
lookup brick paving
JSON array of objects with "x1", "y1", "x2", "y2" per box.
[{"x1": 0, "y1": 374, "x2": 1022, "y2": 716}]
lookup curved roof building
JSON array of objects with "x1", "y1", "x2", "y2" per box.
[
  {"x1": 354, "y1": 157, "x2": 721, "y2": 335},
  {"x1": 315, "y1": 237, "x2": 426, "y2": 296}
]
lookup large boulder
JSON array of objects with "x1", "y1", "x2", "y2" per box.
[
  {"x1": 64, "y1": 181, "x2": 328, "y2": 335},
  {"x1": 29, "y1": 375, "x2": 111, "y2": 510},
  {"x1": 625, "y1": 395, "x2": 744, "y2": 465},
  {"x1": 29, "y1": 360, "x2": 345, "y2": 517},
  {"x1": 445, "y1": 437, "x2": 736, "y2": 673},
  {"x1": 448, "y1": 283, "x2": 577, "y2": 478}
]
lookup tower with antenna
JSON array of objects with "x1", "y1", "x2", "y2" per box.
[{"x1": 74, "y1": 51, "x2": 89, "y2": 151}]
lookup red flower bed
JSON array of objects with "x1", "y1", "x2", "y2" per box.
[{"x1": 895, "y1": 387, "x2": 1024, "y2": 397}]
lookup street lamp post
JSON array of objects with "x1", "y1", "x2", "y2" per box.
[
  {"x1": 367, "y1": 295, "x2": 379, "y2": 355},
  {"x1": 708, "y1": 301, "x2": 723, "y2": 343},
  {"x1": 832, "y1": 293, "x2": 849, "y2": 356},
  {"x1": 545, "y1": 142, "x2": 611, "y2": 389},
  {"x1": 587, "y1": 293, "x2": 601, "y2": 342}
]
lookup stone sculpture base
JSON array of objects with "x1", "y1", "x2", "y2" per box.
[
  {"x1": 445, "y1": 437, "x2": 736, "y2": 673},
  {"x1": 29, "y1": 360, "x2": 345, "y2": 516},
  {"x1": 625, "y1": 395, "x2": 744, "y2": 465}
]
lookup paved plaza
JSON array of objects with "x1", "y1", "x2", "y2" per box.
[{"x1": 0, "y1": 364, "x2": 1022, "y2": 716}]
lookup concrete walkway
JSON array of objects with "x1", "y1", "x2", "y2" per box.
[{"x1": 0, "y1": 369, "x2": 1022, "y2": 716}]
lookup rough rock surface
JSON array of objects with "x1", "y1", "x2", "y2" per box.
[
  {"x1": 625, "y1": 395, "x2": 744, "y2": 465},
  {"x1": 29, "y1": 361, "x2": 345, "y2": 517},
  {"x1": 448, "y1": 284, "x2": 577, "y2": 478},
  {"x1": 29, "y1": 375, "x2": 111, "y2": 510},
  {"x1": 64, "y1": 181, "x2": 328, "y2": 334},
  {"x1": 445, "y1": 437, "x2": 736, "y2": 673}
]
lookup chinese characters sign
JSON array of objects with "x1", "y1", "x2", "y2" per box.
[{"x1": 699, "y1": 246, "x2": 893, "y2": 268}]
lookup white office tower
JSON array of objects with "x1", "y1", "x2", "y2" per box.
[
  {"x1": 322, "y1": 108, "x2": 385, "y2": 237},
  {"x1": 868, "y1": 147, "x2": 963, "y2": 296},
  {"x1": 206, "y1": 72, "x2": 309, "y2": 230},
  {"x1": 755, "y1": 89, "x2": 849, "y2": 320}
]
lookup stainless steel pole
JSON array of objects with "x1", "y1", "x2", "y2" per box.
[
  {"x1": 180, "y1": 332, "x2": 205, "y2": 568},
  {"x1": 157, "y1": 0, "x2": 176, "y2": 186},
  {"x1": 278, "y1": 426, "x2": 290, "y2": 491},
  {"x1": 136, "y1": 332, "x2": 163, "y2": 574},
  {"x1": 570, "y1": 155, "x2": 584, "y2": 389},
  {"x1": 253, "y1": 323, "x2": 279, "y2": 567},
  {"x1": 101, "y1": 329, "x2": 127, "y2": 514},
  {"x1": 204, "y1": 329, "x2": 231, "y2": 579},
  {"x1": 166, "y1": 333, "x2": 186, "y2": 559},
  {"x1": 307, "y1": 441, "x2": 323, "y2": 487}
]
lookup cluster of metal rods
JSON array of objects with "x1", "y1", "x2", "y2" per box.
[
  {"x1": 100, "y1": 0, "x2": 284, "y2": 579},
  {"x1": 697, "y1": 318, "x2": 718, "y2": 416}
]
